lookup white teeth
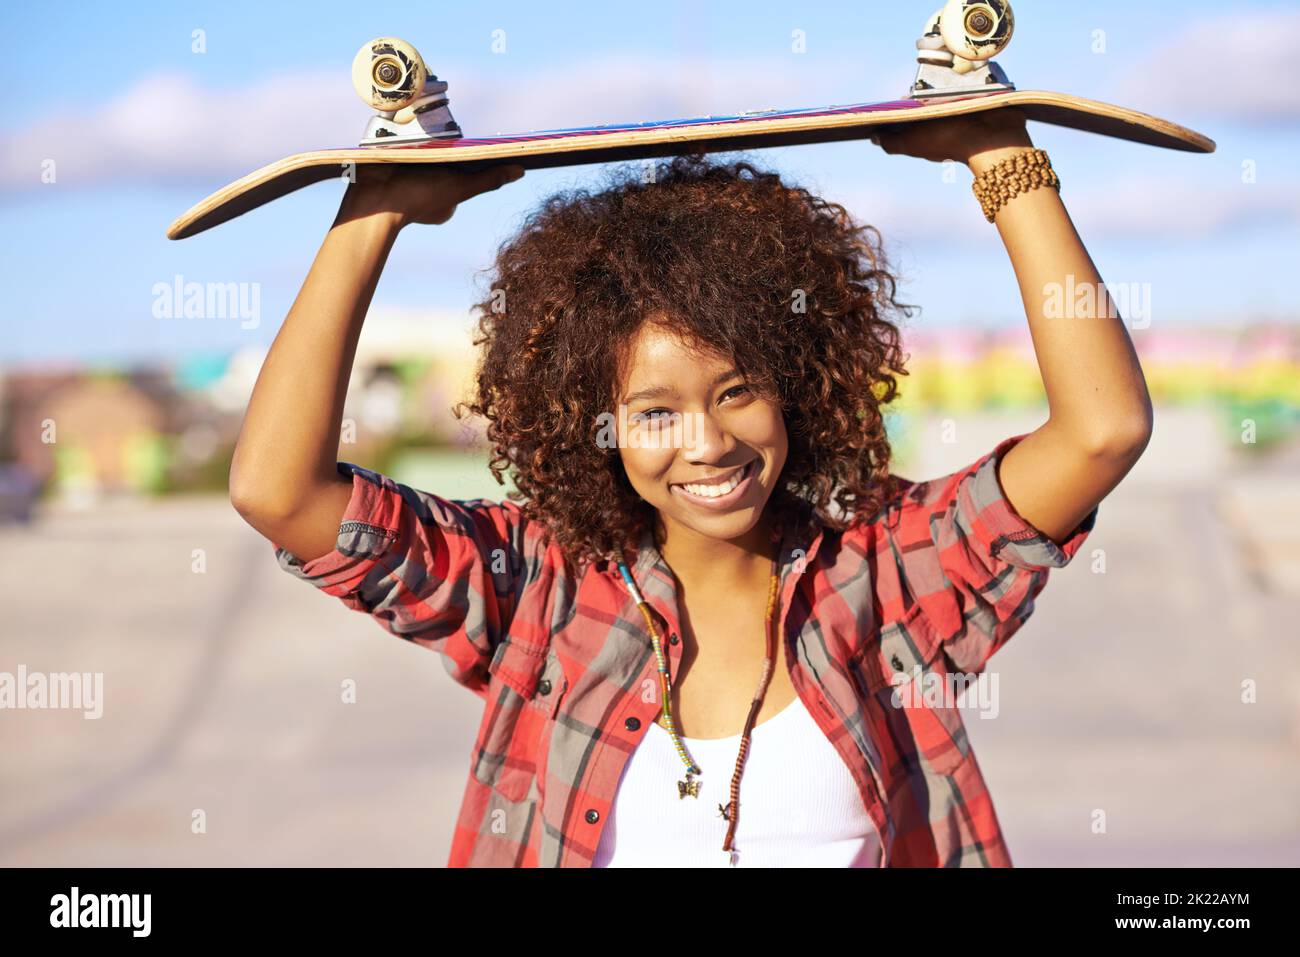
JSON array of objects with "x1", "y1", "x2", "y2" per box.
[{"x1": 678, "y1": 462, "x2": 749, "y2": 498}]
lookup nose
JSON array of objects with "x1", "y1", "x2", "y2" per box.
[{"x1": 680, "y1": 410, "x2": 735, "y2": 466}]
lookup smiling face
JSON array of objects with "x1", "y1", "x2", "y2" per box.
[{"x1": 614, "y1": 320, "x2": 788, "y2": 548}]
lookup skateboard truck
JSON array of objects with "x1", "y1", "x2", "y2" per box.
[
  {"x1": 352, "y1": 37, "x2": 462, "y2": 146},
  {"x1": 909, "y1": 0, "x2": 1016, "y2": 100}
]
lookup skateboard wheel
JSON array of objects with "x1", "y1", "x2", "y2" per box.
[
  {"x1": 939, "y1": 0, "x2": 1014, "y2": 61},
  {"x1": 351, "y1": 37, "x2": 428, "y2": 111}
]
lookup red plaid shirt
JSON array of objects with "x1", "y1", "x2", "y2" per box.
[{"x1": 273, "y1": 431, "x2": 1096, "y2": 866}]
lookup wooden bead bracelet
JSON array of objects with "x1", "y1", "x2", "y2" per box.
[{"x1": 971, "y1": 147, "x2": 1060, "y2": 222}]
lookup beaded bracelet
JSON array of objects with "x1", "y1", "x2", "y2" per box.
[{"x1": 970, "y1": 147, "x2": 1060, "y2": 222}]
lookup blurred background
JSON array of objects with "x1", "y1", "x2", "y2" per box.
[{"x1": 1, "y1": 0, "x2": 1297, "y2": 866}]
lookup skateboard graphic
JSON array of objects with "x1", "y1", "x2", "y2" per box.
[{"x1": 166, "y1": 0, "x2": 1215, "y2": 240}]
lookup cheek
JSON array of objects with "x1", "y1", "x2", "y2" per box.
[
  {"x1": 753, "y1": 412, "x2": 789, "y2": 481},
  {"x1": 747, "y1": 405, "x2": 788, "y2": 455},
  {"x1": 619, "y1": 446, "x2": 674, "y2": 495}
]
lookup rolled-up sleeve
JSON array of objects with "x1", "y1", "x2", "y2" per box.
[
  {"x1": 272, "y1": 461, "x2": 551, "y2": 695},
  {"x1": 879, "y1": 432, "x2": 1098, "y2": 676}
]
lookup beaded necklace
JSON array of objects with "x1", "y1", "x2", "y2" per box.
[{"x1": 615, "y1": 548, "x2": 782, "y2": 864}]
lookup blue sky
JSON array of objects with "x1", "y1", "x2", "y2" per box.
[{"x1": 1, "y1": 0, "x2": 1296, "y2": 365}]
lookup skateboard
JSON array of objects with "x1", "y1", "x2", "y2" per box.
[{"x1": 166, "y1": 0, "x2": 1214, "y2": 240}]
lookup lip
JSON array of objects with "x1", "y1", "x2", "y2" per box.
[{"x1": 669, "y1": 459, "x2": 758, "y2": 511}]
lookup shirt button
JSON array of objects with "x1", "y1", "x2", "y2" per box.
[
  {"x1": 669, "y1": 632, "x2": 680, "y2": 645},
  {"x1": 625, "y1": 716, "x2": 641, "y2": 731},
  {"x1": 585, "y1": 809, "x2": 600, "y2": 824},
  {"x1": 537, "y1": 678, "x2": 552, "y2": 696}
]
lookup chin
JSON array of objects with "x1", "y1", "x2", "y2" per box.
[{"x1": 673, "y1": 507, "x2": 762, "y2": 538}]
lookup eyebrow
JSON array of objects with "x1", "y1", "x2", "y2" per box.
[{"x1": 622, "y1": 368, "x2": 742, "y2": 405}]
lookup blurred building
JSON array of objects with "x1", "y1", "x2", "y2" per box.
[
  {"x1": 0, "y1": 319, "x2": 1295, "y2": 513},
  {"x1": 0, "y1": 369, "x2": 175, "y2": 508}
]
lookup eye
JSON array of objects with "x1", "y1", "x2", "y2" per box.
[
  {"x1": 720, "y1": 384, "x2": 751, "y2": 402},
  {"x1": 629, "y1": 385, "x2": 749, "y2": 427},
  {"x1": 632, "y1": 409, "x2": 679, "y2": 427}
]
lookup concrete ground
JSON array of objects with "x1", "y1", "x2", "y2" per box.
[{"x1": 1, "y1": 406, "x2": 1297, "y2": 866}]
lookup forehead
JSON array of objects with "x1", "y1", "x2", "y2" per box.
[{"x1": 618, "y1": 321, "x2": 731, "y2": 387}]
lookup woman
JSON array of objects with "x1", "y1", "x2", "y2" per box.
[{"x1": 230, "y1": 109, "x2": 1150, "y2": 867}]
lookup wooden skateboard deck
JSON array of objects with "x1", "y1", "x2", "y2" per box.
[{"x1": 167, "y1": 9, "x2": 1214, "y2": 240}]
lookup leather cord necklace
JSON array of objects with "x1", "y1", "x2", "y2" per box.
[{"x1": 615, "y1": 548, "x2": 782, "y2": 864}]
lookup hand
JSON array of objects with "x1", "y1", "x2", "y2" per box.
[
  {"x1": 336, "y1": 163, "x2": 526, "y2": 229},
  {"x1": 870, "y1": 108, "x2": 1032, "y2": 171}
]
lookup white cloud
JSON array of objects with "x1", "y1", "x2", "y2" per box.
[
  {"x1": 0, "y1": 67, "x2": 348, "y2": 189},
  {"x1": 1067, "y1": 175, "x2": 1300, "y2": 238},
  {"x1": 8, "y1": 29, "x2": 1287, "y2": 246},
  {"x1": 1108, "y1": 11, "x2": 1300, "y2": 123},
  {"x1": 830, "y1": 171, "x2": 1300, "y2": 244},
  {"x1": 0, "y1": 54, "x2": 884, "y2": 191}
]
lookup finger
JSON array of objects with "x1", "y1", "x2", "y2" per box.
[
  {"x1": 447, "y1": 164, "x2": 524, "y2": 202},
  {"x1": 872, "y1": 128, "x2": 909, "y2": 154},
  {"x1": 481, "y1": 164, "x2": 525, "y2": 191}
]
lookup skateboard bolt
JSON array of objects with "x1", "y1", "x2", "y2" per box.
[
  {"x1": 375, "y1": 61, "x2": 401, "y2": 85},
  {"x1": 967, "y1": 10, "x2": 993, "y2": 36}
]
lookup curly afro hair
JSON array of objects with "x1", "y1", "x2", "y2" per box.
[{"x1": 453, "y1": 153, "x2": 914, "y2": 573}]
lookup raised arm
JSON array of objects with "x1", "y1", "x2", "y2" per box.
[
  {"x1": 229, "y1": 163, "x2": 524, "y2": 561},
  {"x1": 873, "y1": 111, "x2": 1152, "y2": 544}
]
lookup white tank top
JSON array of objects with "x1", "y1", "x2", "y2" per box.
[{"x1": 593, "y1": 693, "x2": 882, "y2": 867}]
